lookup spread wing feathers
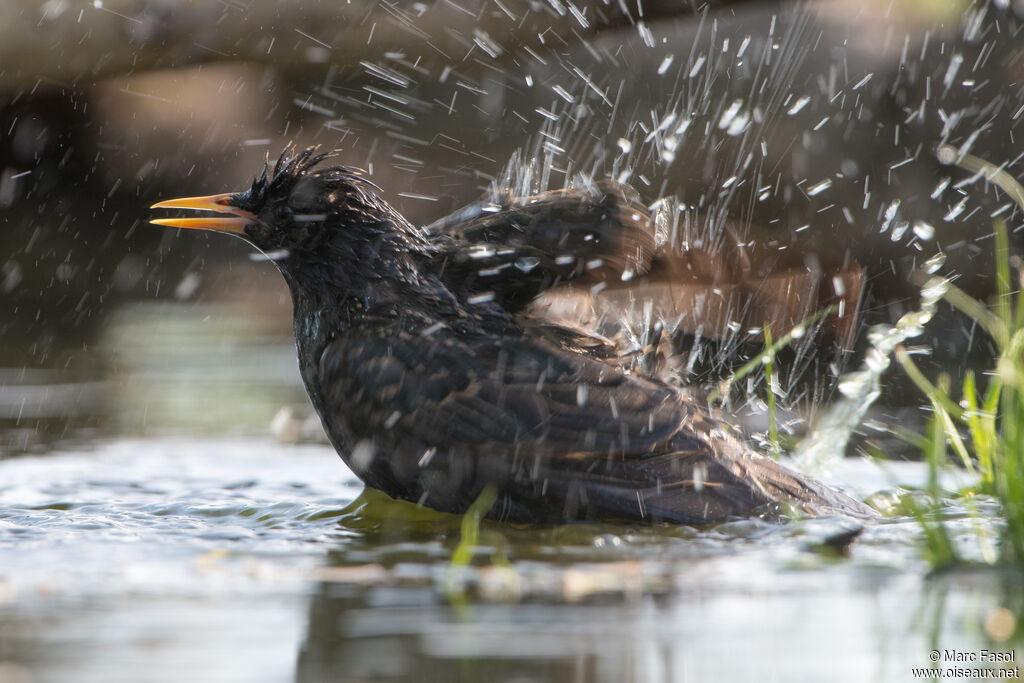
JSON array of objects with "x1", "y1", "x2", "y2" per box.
[
  {"x1": 318, "y1": 323, "x2": 684, "y2": 457},
  {"x1": 430, "y1": 180, "x2": 656, "y2": 311},
  {"x1": 515, "y1": 314, "x2": 622, "y2": 363},
  {"x1": 528, "y1": 220, "x2": 864, "y2": 351}
]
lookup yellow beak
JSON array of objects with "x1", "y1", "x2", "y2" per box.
[{"x1": 149, "y1": 193, "x2": 256, "y2": 235}]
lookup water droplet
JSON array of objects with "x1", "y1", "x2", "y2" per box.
[
  {"x1": 912, "y1": 221, "x2": 935, "y2": 241},
  {"x1": 787, "y1": 96, "x2": 810, "y2": 115},
  {"x1": 515, "y1": 256, "x2": 540, "y2": 272},
  {"x1": 923, "y1": 253, "x2": 946, "y2": 273},
  {"x1": 806, "y1": 179, "x2": 832, "y2": 196}
]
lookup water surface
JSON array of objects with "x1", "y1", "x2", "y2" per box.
[{"x1": 0, "y1": 435, "x2": 1013, "y2": 683}]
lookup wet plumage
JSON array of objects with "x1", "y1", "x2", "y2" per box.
[{"x1": 150, "y1": 147, "x2": 874, "y2": 524}]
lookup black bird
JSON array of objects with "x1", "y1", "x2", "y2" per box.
[{"x1": 150, "y1": 147, "x2": 873, "y2": 524}]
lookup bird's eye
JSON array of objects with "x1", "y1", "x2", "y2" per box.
[{"x1": 275, "y1": 205, "x2": 294, "y2": 221}]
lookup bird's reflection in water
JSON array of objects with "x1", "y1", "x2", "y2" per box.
[{"x1": 293, "y1": 488, "x2": 804, "y2": 683}]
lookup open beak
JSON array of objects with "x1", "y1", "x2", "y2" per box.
[{"x1": 149, "y1": 193, "x2": 257, "y2": 235}]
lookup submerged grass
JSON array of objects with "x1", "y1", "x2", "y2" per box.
[{"x1": 898, "y1": 147, "x2": 1024, "y2": 569}]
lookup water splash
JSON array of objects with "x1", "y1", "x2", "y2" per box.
[{"x1": 794, "y1": 278, "x2": 950, "y2": 476}]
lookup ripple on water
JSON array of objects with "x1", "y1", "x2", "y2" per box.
[
  {"x1": 0, "y1": 442, "x2": 997, "y2": 572},
  {"x1": 0, "y1": 438, "x2": 360, "y2": 592},
  {"x1": 0, "y1": 438, "x2": 1013, "y2": 683}
]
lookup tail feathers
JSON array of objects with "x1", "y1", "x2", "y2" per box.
[
  {"x1": 500, "y1": 444, "x2": 874, "y2": 526},
  {"x1": 714, "y1": 451, "x2": 876, "y2": 519},
  {"x1": 631, "y1": 448, "x2": 875, "y2": 524}
]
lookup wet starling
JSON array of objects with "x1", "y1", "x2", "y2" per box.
[{"x1": 150, "y1": 147, "x2": 873, "y2": 524}]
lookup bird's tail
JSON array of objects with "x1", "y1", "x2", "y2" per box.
[{"x1": 499, "y1": 434, "x2": 875, "y2": 526}]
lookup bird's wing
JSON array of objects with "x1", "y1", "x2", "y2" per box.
[
  {"x1": 514, "y1": 313, "x2": 623, "y2": 363},
  {"x1": 318, "y1": 322, "x2": 684, "y2": 457},
  {"x1": 317, "y1": 323, "x2": 873, "y2": 524},
  {"x1": 430, "y1": 179, "x2": 656, "y2": 311},
  {"x1": 432, "y1": 181, "x2": 862, "y2": 350}
]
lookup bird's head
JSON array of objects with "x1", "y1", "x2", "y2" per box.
[{"x1": 150, "y1": 146, "x2": 427, "y2": 281}]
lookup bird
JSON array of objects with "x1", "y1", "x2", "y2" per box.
[{"x1": 150, "y1": 146, "x2": 873, "y2": 524}]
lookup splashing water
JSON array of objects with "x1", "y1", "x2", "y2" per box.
[{"x1": 794, "y1": 278, "x2": 950, "y2": 476}]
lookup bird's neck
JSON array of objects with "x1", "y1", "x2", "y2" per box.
[
  {"x1": 278, "y1": 205, "x2": 435, "y2": 308},
  {"x1": 280, "y1": 226, "x2": 455, "y2": 340},
  {"x1": 284, "y1": 247, "x2": 457, "y2": 421}
]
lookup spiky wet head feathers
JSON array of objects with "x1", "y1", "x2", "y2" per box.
[
  {"x1": 246, "y1": 145, "x2": 369, "y2": 208},
  {"x1": 227, "y1": 146, "x2": 431, "y2": 286}
]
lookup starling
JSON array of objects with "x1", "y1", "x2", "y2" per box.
[{"x1": 150, "y1": 147, "x2": 872, "y2": 524}]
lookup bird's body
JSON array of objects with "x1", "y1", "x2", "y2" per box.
[{"x1": 151, "y1": 147, "x2": 873, "y2": 524}]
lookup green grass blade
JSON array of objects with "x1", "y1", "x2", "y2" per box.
[
  {"x1": 907, "y1": 414, "x2": 960, "y2": 569},
  {"x1": 449, "y1": 483, "x2": 498, "y2": 570},
  {"x1": 934, "y1": 279, "x2": 1009, "y2": 350},
  {"x1": 994, "y1": 220, "x2": 1012, "y2": 327},
  {"x1": 962, "y1": 371, "x2": 996, "y2": 487},
  {"x1": 764, "y1": 325, "x2": 780, "y2": 461},
  {"x1": 710, "y1": 305, "x2": 836, "y2": 403},
  {"x1": 942, "y1": 147, "x2": 1024, "y2": 212},
  {"x1": 894, "y1": 345, "x2": 965, "y2": 421},
  {"x1": 932, "y1": 373, "x2": 975, "y2": 476}
]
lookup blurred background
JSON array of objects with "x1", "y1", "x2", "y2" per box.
[{"x1": 1, "y1": 0, "x2": 1023, "y2": 681}]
